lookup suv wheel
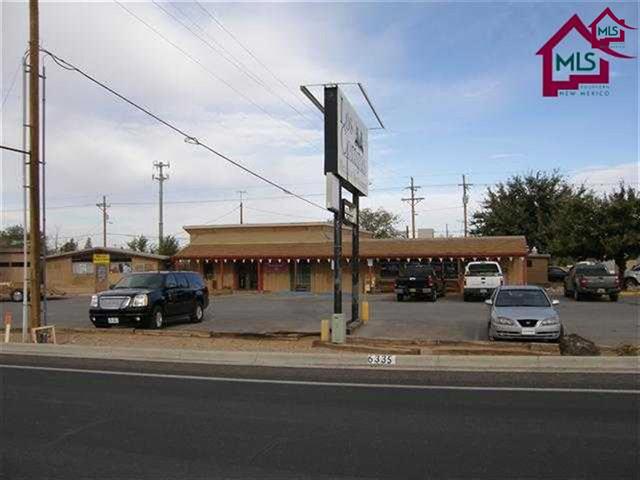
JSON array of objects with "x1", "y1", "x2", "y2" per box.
[
  {"x1": 430, "y1": 290, "x2": 437, "y2": 302},
  {"x1": 609, "y1": 294, "x2": 619, "y2": 302},
  {"x1": 150, "y1": 306, "x2": 164, "y2": 329},
  {"x1": 396, "y1": 294, "x2": 403, "y2": 302},
  {"x1": 191, "y1": 302, "x2": 204, "y2": 323},
  {"x1": 11, "y1": 289, "x2": 23, "y2": 302}
]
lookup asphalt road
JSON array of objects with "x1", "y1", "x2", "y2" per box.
[
  {"x1": 1, "y1": 359, "x2": 638, "y2": 479},
  {"x1": 1, "y1": 292, "x2": 638, "y2": 345}
]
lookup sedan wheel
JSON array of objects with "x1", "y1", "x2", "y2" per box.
[{"x1": 624, "y1": 278, "x2": 638, "y2": 290}]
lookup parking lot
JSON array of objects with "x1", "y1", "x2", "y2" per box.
[{"x1": 1, "y1": 291, "x2": 638, "y2": 346}]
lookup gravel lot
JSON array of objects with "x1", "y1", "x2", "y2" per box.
[{"x1": 1, "y1": 291, "x2": 638, "y2": 346}]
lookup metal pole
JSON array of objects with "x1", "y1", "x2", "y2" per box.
[
  {"x1": 102, "y1": 195, "x2": 107, "y2": 247},
  {"x1": 158, "y1": 170, "x2": 163, "y2": 241},
  {"x1": 410, "y1": 177, "x2": 416, "y2": 239},
  {"x1": 333, "y1": 186, "x2": 342, "y2": 314},
  {"x1": 28, "y1": 0, "x2": 43, "y2": 330},
  {"x1": 41, "y1": 63, "x2": 47, "y2": 325},
  {"x1": 351, "y1": 193, "x2": 360, "y2": 323},
  {"x1": 21, "y1": 55, "x2": 29, "y2": 342}
]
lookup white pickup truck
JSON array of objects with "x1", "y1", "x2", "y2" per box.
[{"x1": 463, "y1": 261, "x2": 504, "y2": 301}]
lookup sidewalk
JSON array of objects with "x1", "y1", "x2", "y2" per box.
[{"x1": 1, "y1": 342, "x2": 638, "y2": 373}]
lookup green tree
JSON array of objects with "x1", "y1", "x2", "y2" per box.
[
  {"x1": 126, "y1": 235, "x2": 150, "y2": 253},
  {"x1": 601, "y1": 185, "x2": 640, "y2": 277},
  {"x1": 0, "y1": 224, "x2": 51, "y2": 253},
  {"x1": 552, "y1": 184, "x2": 640, "y2": 277},
  {"x1": 60, "y1": 238, "x2": 78, "y2": 253},
  {"x1": 154, "y1": 235, "x2": 180, "y2": 256},
  {"x1": 471, "y1": 171, "x2": 576, "y2": 252},
  {"x1": 0, "y1": 225, "x2": 25, "y2": 247},
  {"x1": 359, "y1": 207, "x2": 402, "y2": 239},
  {"x1": 84, "y1": 237, "x2": 93, "y2": 249}
]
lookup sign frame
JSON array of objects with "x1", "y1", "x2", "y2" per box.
[{"x1": 324, "y1": 86, "x2": 369, "y2": 196}]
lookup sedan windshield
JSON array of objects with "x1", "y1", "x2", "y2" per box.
[
  {"x1": 113, "y1": 274, "x2": 163, "y2": 289},
  {"x1": 495, "y1": 289, "x2": 550, "y2": 307}
]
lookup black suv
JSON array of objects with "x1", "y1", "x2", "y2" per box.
[{"x1": 89, "y1": 271, "x2": 209, "y2": 329}]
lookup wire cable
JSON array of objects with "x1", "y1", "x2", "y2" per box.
[
  {"x1": 156, "y1": 0, "x2": 319, "y2": 128},
  {"x1": 41, "y1": 48, "x2": 327, "y2": 213},
  {"x1": 1, "y1": 62, "x2": 21, "y2": 107},
  {"x1": 113, "y1": 0, "x2": 318, "y2": 149},
  {"x1": 193, "y1": 0, "x2": 322, "y2": 120}
]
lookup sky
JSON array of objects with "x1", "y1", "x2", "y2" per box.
[{"x1": 1, "y1": 1, "x2": 638, "y2": 248}]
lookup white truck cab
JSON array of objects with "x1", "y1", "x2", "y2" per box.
[{"x1": 463, "y1": 261, "x2": 504, "y2": 301}]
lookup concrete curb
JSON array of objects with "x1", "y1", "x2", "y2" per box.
[{"x1": 1, "y1": 343, "x2": 638, "y2": 373}]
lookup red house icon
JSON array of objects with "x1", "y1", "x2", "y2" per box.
[
  {"x1": 589, "y1": 7, "x2": 636, "y2": 48},
  {"x1": 536, "y1": 14, "x2": 633, "y2": 97}
]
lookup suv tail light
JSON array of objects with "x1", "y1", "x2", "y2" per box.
[
  {"x1": 579, "y1": 276, "x2": 588, "y2": 287},
  {"x1": 427, "y1": 277, "x2": 433, "y2": 287},
  {"x1": 614, "y1": 277, "x2": 620, "y2": 287}
]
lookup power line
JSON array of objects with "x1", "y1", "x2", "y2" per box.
[
  {"x1": 193, "y1": 0, "x2": 320, "y2": 120},
  {"x1": 42, "y1": 48, "x2": 327, "y2": 213},
  {"x1": 1, "y1": 61, "x2": 21, "y2": 107},
  {"x1": 156, "y1": 0, "x2": 318, "y2": 128},
  {"x1": 112, "y1": 0, "x2": 318, "y2": 150}
]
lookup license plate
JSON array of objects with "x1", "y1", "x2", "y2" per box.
[
  {"x1": 521, "y1": 328, "x2": 535, "y2": 336},
  {"x1": 597, "y1": 288, "x2": 605, "y2": 294},
  {"x1": 423, "y1": 288, "x2": 431, "y2": 293},
  {"x1": 107, "y1": 317, "x2": 119, "y2": 325},
  {"x1": 480, "y1": 289, "x2": 487, "y2": 294},
  {"x1": 409, "y1": 288, "x2": 416, "y2": 293}
]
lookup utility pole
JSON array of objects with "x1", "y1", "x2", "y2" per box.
[
  {"x1": 445, "y1": 224, "x2": 449, "y2": 238},
  {"x1": 459, "y1": 174, "x2": 473, "y2": 237},
  {"x1": 237, "y1": 190, "x2": 246, "y2": 224},
  {"x1": 96, "y1": 196, "x2": 110, "y2": 247},
  {"x1": 401, "y1": 177, "x2": 424, "y2": 239},
  {"x1": 152, "y1": 161, "x2": 169, "y2": 245},
  {"x1": 28, "y1": 0, "x2": 42, "y2": 330}
]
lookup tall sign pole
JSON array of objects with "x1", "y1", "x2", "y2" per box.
[
  {"x1": 28, "y1": 0, "x2": 42, "y2": 330},
  {"x1": 301, "y1": 82, "x2": 382, "y2": 339}
]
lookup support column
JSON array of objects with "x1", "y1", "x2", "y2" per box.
[
  {"x1": 218, "y1": 260, "x2": 224, "y2": 290},
  {"x1": 257, "y1": 261, "x2": 263, "y2": 292},
  {"x1": 351, "y1": 194, "x2": 360, "y2": 323}
]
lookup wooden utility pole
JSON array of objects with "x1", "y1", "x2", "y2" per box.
[
  {"x1": 459, "y1": 174, "x2": 473, "y2": 237},
  {"x1": 28, "y1": 0, "x2": 42, "y2": 330},
  {"x1": 402, "y1": 177, "x2": 424, "y2": 239},
  {"x1": 96, "y1": 196, "x2": 110, "y2": 247}
]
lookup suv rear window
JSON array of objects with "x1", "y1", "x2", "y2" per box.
[
  {"x1": 466, "y1": 263, "x2": 500, "y2": 276},
  {"x1": 176, "y1": 273, "x2": 190, "y2": 289}
]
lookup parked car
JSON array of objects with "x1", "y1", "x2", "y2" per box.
[
  {"x1": 547, "y1": 266, "x2": 568, "y2": 283},
  {"x1": 463, "y1": 261, "x2": 503, "y2": 301},
  {"x1": 395, "y1": 263, "x2": 446, "y2": 301},
  {"x1": 89, "y1": 271, "x2": 209, "y2": 328},
  {"x1": 487, "y1": 285, "x2": 562, "y2": 342},
  {"x1": 623, "y1": 264, "x2": 640, "y2": 290},
  {"x1": 563, "y1": 263, "x2": 620, "y2": 301}
]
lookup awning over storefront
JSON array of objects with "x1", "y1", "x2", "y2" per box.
[{"x1": 173, "y1": 236, "x2": 528, "y2": 261}]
